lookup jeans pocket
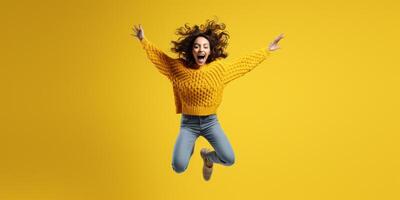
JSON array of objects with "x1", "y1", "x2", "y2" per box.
[
  {"x1": 204, "y1": 114, "x2": 218, "y2": 123},
  {"x1": 181, "y1": 116, "x2": 190, "y2": 124}
]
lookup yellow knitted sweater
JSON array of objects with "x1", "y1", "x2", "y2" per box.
[{"x1": 140, "y1": 37, "x2": 272, "y2": 116}]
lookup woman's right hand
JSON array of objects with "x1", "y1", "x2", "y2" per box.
[{"x1": 132, "y1": 24, "x2": 145, "y2": 41}]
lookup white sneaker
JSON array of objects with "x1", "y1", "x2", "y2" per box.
[{"x1": 200, "y1": 148, "x2": 213, "y2": 181}]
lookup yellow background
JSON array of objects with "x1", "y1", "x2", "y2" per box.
[{"x1": 1, "y1": 0, "x2": 399, "y2": 199}]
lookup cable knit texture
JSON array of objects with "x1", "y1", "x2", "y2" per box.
[{"x1": 140, "y1": 37, "x2": 271, "y2": 116}]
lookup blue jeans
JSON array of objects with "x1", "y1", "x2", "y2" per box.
[{"x1": 172, "y1": 113, "x2": 235, "y2": 173}]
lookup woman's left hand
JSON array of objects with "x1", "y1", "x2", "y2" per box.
[{"x1": 268, "y1": 33, "x2": 284, "y2": 51}]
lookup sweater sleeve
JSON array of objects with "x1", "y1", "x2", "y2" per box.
[
  {"x1": 140, "y1": 37, "x2": 176, "y2": 80},
  {"x1": 222, "y1": 48, "x2": 271, "y2": 85}
]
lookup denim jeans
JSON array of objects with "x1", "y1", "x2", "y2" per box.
[{"x1": 172, "y1": 113, "x2": 235, "y2": 173}]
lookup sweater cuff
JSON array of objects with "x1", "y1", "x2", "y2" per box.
[
  {"x1": 140, "y1": 37, "x2": 149, "y2": 49},
  {"x1": 264, "y1": 48, "x2": 272, "y2": 57}
]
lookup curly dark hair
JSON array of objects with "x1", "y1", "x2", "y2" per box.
[{"x1": 171, "y1": 19, "x2": 230, "y2": 68}]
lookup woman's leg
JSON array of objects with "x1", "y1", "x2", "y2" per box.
[
  {"x1": 171, "y1": 116, "x2": 200, "y2": 173},
  {"x1": 201, "y1": 115, "x2": 235, "y2": 166}
]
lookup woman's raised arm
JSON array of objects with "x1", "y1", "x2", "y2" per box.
[
  {"x1": 222, "y1": 34, "x2": 284, "y2": 85},
  {"x1": 132, "y1": 24, "x2": 176, "y2": 80}
]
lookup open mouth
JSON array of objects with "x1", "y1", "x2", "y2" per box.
[{"x1": 197, "y1": 55, "x2": 206, "y2": 63}]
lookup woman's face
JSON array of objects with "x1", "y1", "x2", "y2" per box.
[{"x1": 192, "y1": 36, "x2": 211, "y2": 66}]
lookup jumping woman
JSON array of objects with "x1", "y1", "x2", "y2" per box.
[{"x1": 132, "y1": 19, "x2": 283, "y2": 181}]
